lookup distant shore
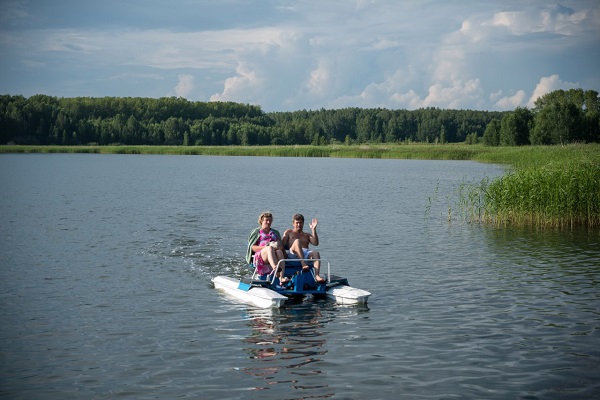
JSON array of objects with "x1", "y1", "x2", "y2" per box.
[{"x1": 1, "y1": 143, "x2": 598, "y2": 168}]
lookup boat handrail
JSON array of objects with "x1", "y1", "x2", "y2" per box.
[
  {"x1": 278, "y1": 258, "x2": 327, "y2": 264},
  {"x1": 280, "y1": 258, "x2": 331, "y2": 284}
]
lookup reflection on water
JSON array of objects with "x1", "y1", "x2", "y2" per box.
[
  {"x1": 239, "y1": 303, "x2": 369, "y2": 396},
  {"x1": 241, "y1": 305, "x2": 331, "y2": 395},
  {"x1": 477, "y1": 226, "x2": 600, "y2": 397},
  {"x1": 484, "y1": 226, "x2": 600, "y2": 294}
]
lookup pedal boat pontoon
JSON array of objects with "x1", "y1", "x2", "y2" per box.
[{"x1": 212, "y1": 259, "x2": 371, "y2": 308}]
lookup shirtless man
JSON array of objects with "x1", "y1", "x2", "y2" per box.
[{"x1": 282, "y1": 213, "x2": 326, "y2": 283}]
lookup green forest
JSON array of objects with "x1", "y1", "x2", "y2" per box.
[{"x1": 0, "y1": 89, "x2": 598, "y2": 147}]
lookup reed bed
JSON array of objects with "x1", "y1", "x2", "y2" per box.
[
  {"x1": 0, "y1": 143, "x2": 489, "y2": 160},
  {"x1": 471, "y1": 144, "x2": 600, "y2": 169},
  {"x1": 461, "y1": 160, "x2": 600, "y2": 229},
  {"x1": 2, "y1": 143, "x2": 597, "y2": 163},
  {"x1": 0, "y1": 145, "x2": 331, "y2": 157}
]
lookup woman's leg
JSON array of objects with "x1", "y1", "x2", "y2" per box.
[
  {"x1": 260, "y1": 247, "x2": 276, "y2": 270},
  {"x1": 275, "y1": 249, "x2": 287, "y2": 281},
  {"x1": 261, "y1": 247, "x2": 288, "y2": 282}
]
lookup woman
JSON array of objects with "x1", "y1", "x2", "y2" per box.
[{"x1": 247, "y1": 211, "x2": 289, "y2": 283}]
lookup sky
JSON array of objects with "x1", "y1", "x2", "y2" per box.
[{"x1": 0, "y1": 0, "x2": 599, "y2": 112}]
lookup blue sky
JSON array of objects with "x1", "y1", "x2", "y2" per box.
[{"x1": 1, "y1": 0, "x2": 598, "y2": 112}]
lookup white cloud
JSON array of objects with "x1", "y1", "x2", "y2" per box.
[
  {"x1": 462, "y1": 3, "x2": 597, "y2": 44},
  {"x1": 490, "y1": 11, "x2": 532, "y2": 35},
  {"x1": 328, "y1": 68, "x2": 417, "y2": 109},
  {"x1": 328, "y1": 74, "x2": 486, "y2": 111},
  {"x1": 372, "y1": 39, "x2": 400, "y2": 50},
  {"x1": 491, "y1": 90, "x2": 527, "y2": 110},
  {"x1": 431, "y1": 46, "x2": 465, "y2": 83},
  {"x1": 527, "y1": 74, "x2": 579, "y2": 108},
  {"x1": 419, "y1": 2, "x2": 599, "y2": 112},
  {"x1": 422, "y1": 79, "x2": 484, "y2": 109},
  {"x1": 488, "y1": 4, "x2": 591, "y2": 37},
  {"x1": 390, "y1": 89, "x2": 422, "y2": 110},
  {"x1": 489, "y1": 75, "x2": 581, "y2": 110},
  {"x1": 540, "y1": 5, "x2": 583, "y2": 35},
  {"x1": 208, "y1": 29, "x2": 312, "y2": 107},
  {"x1": 174, "y1": 74, "x2": 195, "y2": 98},
  {"x1": 306, "y1": 61, "x2": 331, "y2": 96},
  {"x1": 210, "y1": 62, "x2": 261, "y2": 103}
]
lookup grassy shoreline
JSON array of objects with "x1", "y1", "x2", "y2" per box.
[
  {"x1": 482, "y1": 160, "x2": 599, "y2": 228},
  {"x1": 1, "y1": 143, "x2": 598, "y2": 166},
  {"x1": 3, "y1": 143, "x2": 599, "y2": 229}
]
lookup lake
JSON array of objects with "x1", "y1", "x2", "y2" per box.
[{"x1": 0, "y1": 153, "x2": 598, "y2": 399}]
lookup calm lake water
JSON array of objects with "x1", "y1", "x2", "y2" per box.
[{"x1": 0, "y1": 153, "x2": 599, "y2": 400}]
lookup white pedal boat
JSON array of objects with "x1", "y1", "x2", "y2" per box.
[{"x1": 212, "y1": 259, "x2": 371, "y2": 308}]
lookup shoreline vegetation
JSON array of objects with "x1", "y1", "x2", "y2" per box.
[
  {"x1": 1, "y1": 142, "x2": 597, "y2": 164},
  {"x1": 2, "y1": 143, "x2": 598, "y2": 229}
]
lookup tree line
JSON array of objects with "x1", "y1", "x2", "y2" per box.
[
  {"x1": 1, "y1": 89, "x2": 598, "y2": 146},
  {"x1": 482, "y1": 89, "x2": 599, "y2": 146}
]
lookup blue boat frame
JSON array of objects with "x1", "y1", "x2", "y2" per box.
[{"x1": 240, "y1": 261, "x2": 349, "y2": 298}]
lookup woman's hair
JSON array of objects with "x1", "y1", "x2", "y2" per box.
[{"x1": 258, "y1": 211, "x2": 273, "y2": 224}]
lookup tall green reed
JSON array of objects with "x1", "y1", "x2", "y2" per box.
[{"x1": 462, "y1": 160, "x2": 600, "y2": 229}]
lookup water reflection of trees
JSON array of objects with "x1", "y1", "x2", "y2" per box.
[
  {"x1": 483, "y1": 226, "x2": 600, "y2": 279},
  {"x1": 240, "y1": 302, "x2": 336, "y2": 396}
]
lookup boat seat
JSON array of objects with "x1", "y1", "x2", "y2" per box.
[{"x1": 249, "y1": 263, "x2": 277, "y2": 283}]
